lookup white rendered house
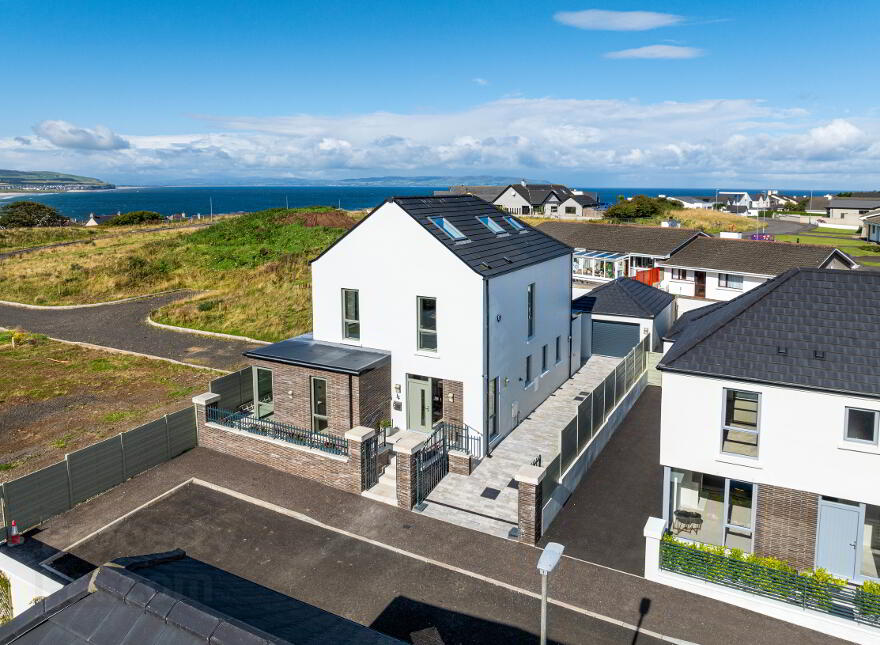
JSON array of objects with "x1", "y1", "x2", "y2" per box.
[
  {"x1": 311, "y1": 195, "x2": 576, "y2": 455},
  {"x1": 658, "y1": 268, "x2": 880, "y2": 581}
]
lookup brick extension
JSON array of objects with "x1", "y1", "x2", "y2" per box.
[{"x1": 754, "y1": 483, "x2": 819, "y2": 571}]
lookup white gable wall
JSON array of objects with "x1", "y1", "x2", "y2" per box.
[
  {"x1": 494, "y1": 187, "x2": 532, "y2": 214},
  {"x1": 311, "y1": 202, "x2": 486, "y2": 434}
]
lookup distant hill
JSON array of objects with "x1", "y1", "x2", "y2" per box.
[
  {"x1": 142, "y1": 175, "x2": 547, "y2": 188},
  {"x1": 0, "y1": 169, "x2": 110, "y2": 186}
]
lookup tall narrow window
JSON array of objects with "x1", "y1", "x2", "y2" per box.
[
  {"x1": 310, "y1": 376, "x2": 328, "y2": 432},
  {"x1": 417, "y1": 296, "x2": 437, "y2": 351},
  {"x1": 541, "y1": 344, "x2": 548, "y2": 373},
  {"x1": 555, "y1": 336, "x2": 561, "y2": 363},
  {"x1": 722, "y1": 389, "x2": 760, "y2": 457},
  {"x1": 254, "y1": 367, "x2": 274, "y2": 420},
  {"x1": 342, "y1": 288, "x2": 359, "y2": 340},
  {"x1": 527, "y1": 283, "x2": 535, "y2": 338},
  {"x1": 525, "y1": 355, "x2": 532, "y2": 385},
  {"x1": 487, "y1": 377, "x2": 498, "y2": 439}
]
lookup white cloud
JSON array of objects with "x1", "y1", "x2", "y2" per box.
[
  {"x1": 2, "y1": 102, "x2": 879, "y2": 186},
  {"x1": 554, "y1": 9, "x2": 683, "y2": 31},
  {"x1": 472, "y1": 77, "x2": 488, "y2": 86},
  {"x1": 604, "y1": 45, "x2": 704, "y2": 59},
  {"x1": 32, "y1": 120, "x2": 130, "y2": 150}
]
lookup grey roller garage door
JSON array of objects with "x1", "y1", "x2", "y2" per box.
[{"x1": 591, "y1": 320, "x2": 640, "y2": 357}]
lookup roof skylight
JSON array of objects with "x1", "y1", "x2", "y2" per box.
[
  {"x1": 429, "y1": 216, "x2": 466, "y2": 240},
  {"x1": 504, "y1": 216, "x2": 526, "y2": 232},
  {"x1": 477, "y1": 216, "x2": 505, "y2": 234}
]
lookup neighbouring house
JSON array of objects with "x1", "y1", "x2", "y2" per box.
[
  {"x1": 0, "y1": 549, "x2": 401, "y2": 643},
  {"x1": 556, "y1": 193, "x2": 601, "y2": 218},
  {"x1": 537, "y1": 221, "x2": 707, "y2": 285},
  {"x1": 658, "y1": 236, "x2": 857, "y2": 302},
  {"x1": 493, "y1": 182, "x2": 596, "y2": 217},
  {"x1": 433, "y1": 184, "x2": 508, "y2": 203},
  {"x1": 862, "y1": 209, "x2": 880, "y2": 242},
  {"x1": 85, "y1": 213, "x2": 115, "y2": 226},
  {"x1": 826, "y1": 198, "x2": 880, "y2": 226},
  {"x1": 665, "y1": 195, "x2": 716, "y2": 209},
  {"x1": 716, "y1": 191, "x2": 753, "y2": 214},
  {"x1": 806, "y1": 194, "x2": 833, "y2": 214},
  {"x1": 657, "y1": 268, "x2": 880, "y2": 583},
  {"x1": 572, "y1": 277, "x2": 675, "y2": 353}
]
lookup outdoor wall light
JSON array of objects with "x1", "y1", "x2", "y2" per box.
[
  {"x1": 504, "y1": 377, "x2": 509, "y2": 387},
  {"x1": 394, "y1": 384, "x2": 401, "y2": 398},
  {"x1": 287, "y1": 390, "x2": 293, "y2": 397},
  {"x1": 447, "y1": 393, "x2": 454, "y2": 402}
]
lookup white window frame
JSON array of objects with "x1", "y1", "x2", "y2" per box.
[
  {"x1": 341, "y1": 288, "x2": 359, "y2": 340},
  {"x1": 671, "y1": 268, "x2": 689, "y2": 281},
  {"x1": 417, "y1": 296, "x2": 438, "y2": 352},
  {"x1": 718, "y1": 273, "x2": 744, "y2": 290},
  {"x1": 844, "y1": 407, "x2": 880, "y2": 445},
  {"x1": 721, "y1": 388, "x2": 761, "y2": 459}
]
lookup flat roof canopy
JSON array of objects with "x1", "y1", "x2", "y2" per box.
[
  {"x1": 244, "y1": 334, "x2": 390, "y2": 375},
  {"x1": 574, "y1": 250, "x2": 628, "y2": 260}
]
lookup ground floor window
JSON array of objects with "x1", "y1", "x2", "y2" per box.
[
  {"x1": 310, "y1": 376, "x2": 328, "y2": 432},
  {"x1": 254, "y1": 367, "x2": 274, "y2": 419},
  {"x1": 565, "y1": 206, "x2": 576, "y2": 214},
  {"x1": 863, "y1": 504, "x2": 880, "y2": 579},
  {"x1": 667, "y1": 468, "x2": 755, "y2": 552}
]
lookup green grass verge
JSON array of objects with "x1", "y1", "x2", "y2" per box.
[
  {"x1": 0, "y1": 226, "x2": 98, "y2": 251},
  {"x1": 774, "y1": 233, "x2": 880, "y2": 257}
]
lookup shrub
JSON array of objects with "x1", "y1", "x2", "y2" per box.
[
  {"x1": 105, "y1": 210, "x2": 164, "y2": 226},
  {"x1": 604, "y1": 195, "x2": 677, "y2": 220},
  {"x1": 0, "y1": 201, "x2": 69, "y2": 227}
]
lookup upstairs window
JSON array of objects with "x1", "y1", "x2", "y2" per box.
[
  {"x1": 527, "y1": 283, "x2": 535, "y2": 338},
  {"x1": 719, "y1": 273, "x2": 744, "y2": 290},
  {"x1": 722, "y1": 389, "x2": 760, "y2": 458},
  {"x1": 428, "y1": 216, "x2": 466, "y2": 240},
  {"x1": 477, "y1": 216, "x2": 505, "y2": 234},
  {"x1": 341, "y1": 288, "x2": 359, "y2": 340},
  {"x1": 845, "y1": 407, "x2": 879, "y2": 444},
  {"x1": 505, "y1": 216, "x2": 526, "y2": 232},
  {"x1": 417, "y1": 296, "x2": 437, "y2": 352}
]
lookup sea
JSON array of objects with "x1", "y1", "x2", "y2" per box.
[{"x1": 0, "y1": 186, "x2": 830, "y2": 223}]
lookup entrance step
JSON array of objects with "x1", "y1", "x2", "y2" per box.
[
  {"x1": 377, "y1": 455, "x2": 397, "y2": 488},
  {"x1": 417, "y1": 500, "x2": 518, "y2": 540},
  {"x1": 362, "y1": 481, "x2": 397, "y2": 506}
]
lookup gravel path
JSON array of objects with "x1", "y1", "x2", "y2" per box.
[{"x1": 0, "y1": 292, "x2": 258, "y2": 370}]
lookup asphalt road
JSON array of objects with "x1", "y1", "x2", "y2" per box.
[{"x1": 0, "y1": 292, "x2": 258, "y2": 370}]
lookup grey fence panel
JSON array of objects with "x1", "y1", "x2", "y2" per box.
[
  {"x1": 592, "y1": 384, "x2": 604, "y2": 430},
  {"x1": 4, "y1": 462, "x2": 70, "y2": 533},
  {"x1": 561, "y1": 418, "x2": 578, "y2": 473},
  {"x1": 577, "y1": 393, "x2": 591, "y2": 450},
  {"x1": 603, "y1": 376, "x2": 615, "y2": 419},
  {"x1": 121, "y1": 418, "x2": 169, "y2": 479},
  {"x1": 238, "y1": 366, "x2": 253, "y2": 405},
  {"x1": 615, "y1": 363, "x2": 626, "y2": 401},
  {"x1": 541, "y1": 453, "x2": 561, "y2": 507},
  {"x1": 210, "y1": 371, "x2": 243, "y2": 410},
  {"x1": 167, "y1": 408, "x2": 197, "y2": 457},
  {"x1": 67, "y1": 436, "x2": 124, "y2": 505}
]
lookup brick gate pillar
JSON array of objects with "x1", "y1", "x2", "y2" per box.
[
  {"x1": 192, "y1": 392, "x2": 221, "y2": 444},
  {"x1": 344, "y1": 426, "x2": 376, "y2": 494},
  {"x1": 516, "y1": 464, "x2": 547, "y2": 545},
  {"x1": 393, "y1": 432, "x2": 427, "y2": 510}
]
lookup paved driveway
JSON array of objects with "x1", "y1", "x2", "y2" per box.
[
  {"x1": 540, "y1": 385, "x2": 663, "y2": 575},
  {"x1": 0, "y1": 292, "x2": 258, "y2": 370}
]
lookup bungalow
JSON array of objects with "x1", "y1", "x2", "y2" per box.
[
  {"x1": 557, "y1": 193, "x2": 601, "y2": 218},
  {"x1": 537, "y1": 221, "x2": 707, "y2": 284},
  {"x1": 432, "y1": 184, "x2": 508, "y2": 203},
  {"x1": 658, "y1": 268, "x2": 880, "y2": 582},
  {"x1": 862, "y1": 209, "x2": 880, "y2": 242},
  {"x1": 494, "y1": 183, "x2": 577, "y2": 216},
  {"x1": 827, "y1": 198, "x2": 880, "y2": 226},
  {"x1": 666, "y1": 196, "x2": 716, "y2": 210},
  {"x1": 658, "y1": 236, "x2": 857, "y2": 302}
]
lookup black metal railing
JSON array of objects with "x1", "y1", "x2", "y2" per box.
[
  {"x1": 432, "y1": 421, "x2": 480, "y2": 456},
  {"x1": 660, "y1": 538, "x2": 880, "y2": 628},
  {"x1": 206, "y1": 406, "x2": 348, "y2": 456}
]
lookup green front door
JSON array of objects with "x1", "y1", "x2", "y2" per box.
[{"x1": 407, "y1": 376, "x2": 432, "y2": 432}]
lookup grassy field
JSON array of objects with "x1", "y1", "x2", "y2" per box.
[
  {"x1": 0, "y1": 226, "x2": 98, "y2": 251},
  {"x1": 524, "y1": 209, "x2": 758, "y2": 234},
  {"x1": 0, "y1": 207, "x2": 356, "y2": 341},
  {"x1": 774, "y1": 232, "x2": 880, "y2": 259},
  {"x1": 0, "y1": 330, "x2": 213, "y2": 481}
]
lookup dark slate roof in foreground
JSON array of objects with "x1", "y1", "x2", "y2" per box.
[
  {"x1": 538, "y1": 221, "x2": 704, "y2": 257},
  {"x1": 392, "y1": 195, "x2": 572, "y2": 277},
  {"x1": 244, "y1": 333, "x2": 389, "y2": 375},
  {"x1": 659, "y1": 236, "x2": 856, "y2": 276},
  {"x1": 572, "y1": 278, "x2": 674, "y2": 319},
  {"x1": 659, "y1": 269, "x2": 880, "y2": 397},
  {"x1": 0, "y1": 549, "x2": 402, "y2": 645}
]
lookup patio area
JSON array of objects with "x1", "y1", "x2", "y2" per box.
[{"x1": 419, "y1": 355, "x2": 621, "y2": 539}]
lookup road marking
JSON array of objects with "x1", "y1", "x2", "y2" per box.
[{"x1": 191, "y1": 479, "x2": 697, "y2": 645}]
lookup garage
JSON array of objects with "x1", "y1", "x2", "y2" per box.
[{"x1": 590, "y1": 319, "x2": 640, "y2": 357}]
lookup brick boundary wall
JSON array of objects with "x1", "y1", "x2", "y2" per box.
[
  {"x1": 515, "y1": 464, "x2": 547, "y2": 545},
  {"x1": 193, "y1": 395, "x2": 373, "y2": 496},
  {"x1": 393, "y1": 432, "x2": 428, "y2": 510},
  {"x1": 754, "y1": 483, "x2": 819, "y2": 571},
  {"x1": 448, "y1": 450, "x2": 472, "y2": 476}
]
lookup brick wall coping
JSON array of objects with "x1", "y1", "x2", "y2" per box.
[
  {"x1": 515, "y1": 464, "x2": 547, "y2": 486},
  {"x1": 344, "y1": 426, "x2": 376, "y2": 442},
  {"x1": 448, "y1": 449, "x2": 470, "y2": 458},
  {"x1": 644, "y1": 516, "x2": 665, "y2": 539},
  {"x1": 393, "y1": 431, "x2": 427, "y2": 455},
  {"x1": 192, "y1": 392, "x2": 221, "y2": 406},
  {"x1": 205, "y1": 422, "x2": 349, "y2": 462}
]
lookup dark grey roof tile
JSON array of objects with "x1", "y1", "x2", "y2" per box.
[
  {"x1": 210, "y1": 620, "x2": 270, "y2": 645},
  {"x1": 124, "y1": 582, "x2": 157, "y2": 609},
  {"x1": 538, "y1": 221, "x2": 703, "y2": 256},
  {"x1": 43, "y1": 573, "x2": 91, "y2": 614},
  {"x1": 93, "y1": 568, "x2": 137, "y2": 600},
  {"x1": 166, "y1": 600, "x2": 222, "y2": 640},
  {"x1": 573, "y1": 277, "x2": 674, "y2": 319},
  {"x1": 145, "y1": 591, "x2": 179, "y2": 620}
]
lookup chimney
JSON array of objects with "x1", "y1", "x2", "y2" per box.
[{"x1": 520, "y1": 179, "x2": 527, "y2": 187}]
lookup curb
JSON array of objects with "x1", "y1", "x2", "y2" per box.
[
  {"x1": 145, "y1": 314, "x2": 270, "y2": 345},
  {"x1": 0, "y1": 289, "x2": 190, "y2": 310},
  {"x1": 0, "y1": 326, "x2": 229, "y2": 374}
]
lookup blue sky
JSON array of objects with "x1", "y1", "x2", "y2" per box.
[{"x1": 2, "y1": 0, "x2": 879, "y2": 187}]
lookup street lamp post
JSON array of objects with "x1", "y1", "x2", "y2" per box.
[{"x1": 537, "y1": 542, "x2": 565, "y2": 645}]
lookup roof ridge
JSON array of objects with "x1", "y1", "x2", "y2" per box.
[{"x1": 660, "y1": 268, "x2": 804, "y2": 368}]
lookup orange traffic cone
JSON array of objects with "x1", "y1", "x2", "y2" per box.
[{"x1": 7, "y1": 520, "x2": 22, "y2": 546}]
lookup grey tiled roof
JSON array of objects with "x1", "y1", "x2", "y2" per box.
[
  {"x1": 0, "y1": 549, "x2": 402, "y2": 645},
  {"x1": 433, "y1": 185, "x2": 507, "y2": 203},
  {"x1": 538, "y1": 221, "x2": 704, "y2": 256},
  {"x1": 660, "y1": 236, "x2": 856, "y2": 275},
  {"x1": 659, "y1": 268, "x2": 880, "y2": 397},
  {"x1": 569, "y1": 193, "x2": 599, "y2": 207},
  {"x1": 244, "y1": 333, "x2": 389, "y2": 375},
  {"x1": 829, "y1": 198, "x2": 880, "y2": 209},
  {"x1": 860, "y1": 208, "x2": 880, "y2": 223},
  {"x1": 572, "y1": 278, "x2": 674, "y2": 319},
  {"x1": 510, "y1": 183, "x2": 574, "y2": 205}
]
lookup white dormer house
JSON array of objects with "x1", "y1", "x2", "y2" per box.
[{"x1": 310, "y1": 195, "x2": 575, "y2": 454}]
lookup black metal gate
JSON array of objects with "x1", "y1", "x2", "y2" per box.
[
  {"x1": 414, "y1": 425, "x2": 448, "y2": 505},
  {"x1": 362, "y1": 434, "x2": 379, "y2": 490}
]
